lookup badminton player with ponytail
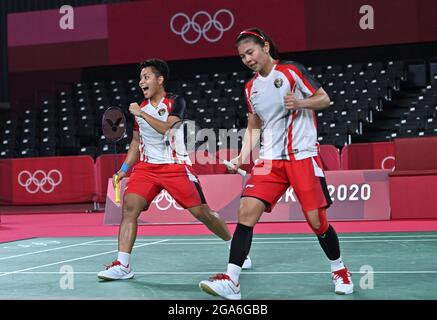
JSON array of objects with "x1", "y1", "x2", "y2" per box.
[
  {"x1": 199, "y1": 28, "x2": 353, "y2": 299},
  {"x1": 98, "y1": 59, "x2": 251, "y2": 280}
]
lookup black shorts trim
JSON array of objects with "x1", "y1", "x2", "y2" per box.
[
  {"x1": 240, "y1": 195, "x2": 270, "y2": 211},
  {"x1": 319, "y1": 176, "x2": 333, "y2": 207},
  {"x1": 194, "y1": 182, "x2": 207, "y2": 204}
]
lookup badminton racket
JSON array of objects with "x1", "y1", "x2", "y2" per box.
[{"x1": 102, "y1": 106, "x2": 127, "y2": 205}]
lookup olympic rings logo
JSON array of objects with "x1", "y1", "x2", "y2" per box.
[
  {"x1": 17, "y1": 169, "x2": 62, "y2": 194},
  {"x1": 381, "y1": 156, "x2": 396, "y2": 171},
  {"x1": 152, "y1": 190, "x2": 183, "y2": 211},
  {"x1": 170, "y1": 9, "x2": 234, "y2": 44}
]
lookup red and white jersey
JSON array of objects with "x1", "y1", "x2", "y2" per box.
[
  {"x1": 245, "y1": 60, "x2": 322, "y2": 161},
  {"x1": 134, "y1": 93, "x2": 191, "y2": 164}
]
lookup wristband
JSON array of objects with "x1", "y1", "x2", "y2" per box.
[{"x1": 120, "y1": 163, "x2": 130, "y2": 173}]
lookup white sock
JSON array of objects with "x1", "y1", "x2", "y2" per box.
[
  {"x1": 117, "y1": 252, "x2": 131, "y2": 267},
  {"x1": 226, "y1": 263, "x2": 242, "y2": 284},
  {"x1": 329, "y1": 256, "x2": 345, "y2": 272},
  {"x1": 225, "y1": 239, "x2": 232, "y2": 250}
]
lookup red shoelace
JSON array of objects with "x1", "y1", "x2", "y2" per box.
[
  {"x1": 208, "y1": 273, "x2": 239, "y2": 287},
  {"x1": 332, "y1": 268, "x2": 352, "y2": 284},
  {"x1": 209, "y1": 273, "x2": 230, "y2": 281},
  {"x1": 105, "y1": 260, "x2": 121, "y2": 270}
]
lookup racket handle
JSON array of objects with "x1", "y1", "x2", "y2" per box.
[
  {"x1": 222, "y1": 160, "x2": 247, "y2": 177},
  {"x1": 114, "y1": 176, "x2": 121, "y2": 204}
]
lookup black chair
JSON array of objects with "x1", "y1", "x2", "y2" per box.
[
  {"x1": 0, "y1": 149, "x2": 17, "y2": 159},
  {"x1": 203, "y1": 89, "x2": 221, "y2": 99},
  {"x1": 19, "y1": 148, "x2": 39, "y2": 158},
  {"x1": 211, "y1": 72, "x2": 229, "y2": 81},
  {"x1": 325, "y1": 65, "x2": 343, "y2": 76},
  {"x1": 194, "y1": 74, "x2": 210, "y2": 82},
  {"x1": 405, "y1": 60, "x2": 427, "y2": 87},
  {"x1": 39, "y1": 146, "x2": 57, "y2": 157},
  {"x1": 366, "y1": 61, "x2": 384, "y2": 74},
  {"x1": 345, "y1": 63, "x2": 364, "y2": 75},
  {"x1": 198, "y1": 81, "x2": 215, "y2": 91},
  {"x1": 166, "y1": 80, "x2": 181, "y2": 93},
  {"x1": 221, "y1": 115, "x2": 236, "y2": 129},
  {"x1": 387, "y1": 60, "x2": 405, "y2": 80},
  {"x1": 78, "y1": 146, "x2": 97, "y2": 158},
  {"x1": 40, "y1": 135, "x2": 57, "y2": 148},
  {"x1": 97, "y1": 143, "x2": 115, "y2": 156},
  {"x1": 180, "y1": 82, "x2": 197, "y2": 91}
]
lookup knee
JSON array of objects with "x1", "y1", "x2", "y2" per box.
[
  {"x1": 190, "y1": 207, "x2": 211, "y2": 223},
  {"x1": 238, "y1": 205, "x2": 254, "y2": 225},
  {"x1": 122, "y1": 200, "x2": 142, "y2": 221},
  {"x1": 307, "y1": 208, "x2": 329, "y2": 235},
  {"x1": 309, "y1": 219, "x2": 321, "y2": 231}
]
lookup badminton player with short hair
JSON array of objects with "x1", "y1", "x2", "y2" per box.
[
  {"x1": 199, "y1": 28, "x2": 353, "y2": 299},
  {"x1": 98, "y1": 59, "x2": 251, "y2": 280}
]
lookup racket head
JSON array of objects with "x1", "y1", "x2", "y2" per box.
[{"x1": 102, "y1": 106, "x2": 127, "y2": 143}]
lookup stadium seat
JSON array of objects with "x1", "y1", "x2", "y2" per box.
[{"x1": 0, "y1": 56, "x2": 432, "y2": 161}]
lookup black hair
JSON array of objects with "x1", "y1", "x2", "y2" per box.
[
  {"x1": 139, "y1": 59, "x2": 170, "y2": 86},
  {"x1": 235, "y1": 28, "x2": 279, "y2": 60}
]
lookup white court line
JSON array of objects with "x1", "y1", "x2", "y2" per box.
[
  {"x1": 82, "y1": 239, "x2": 437, "y2": 245},
  {"x1": 0, "y1": 239, "x2": 103, "y2": 261},
  {"x1": 0, "y1": 239, "x2": 168, "y2": 278},
  {"x1": 92, "y1": 234, "x2": 437, "y2": 242},
  {"x1": 2, "y1": 234, "x2": 435, "y2": 260},
  {"x1": 1, "y1": 271, "x2": 437, "y2": 275}
]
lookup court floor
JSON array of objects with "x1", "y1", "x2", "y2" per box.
[{"x1": 1, "y1": 232, "x2": 436, "y2": 300}]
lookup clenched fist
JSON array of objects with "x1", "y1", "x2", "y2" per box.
[{"x1": 129, "y1": 103, "x2": 143, "y2": 117}]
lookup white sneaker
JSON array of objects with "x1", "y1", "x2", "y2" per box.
[
  {"x1": 97, "y1": 260, "x2": 134, "y2": 280},
  {"x1": 199, "y1": 273, "x2": 241, "y2": 300},
  {"x1": 242, "y1": 256, "x2": 252, "y2": 269},
  {"x1": 332, "y1": 267, "x2": 354, "y2": 294}
]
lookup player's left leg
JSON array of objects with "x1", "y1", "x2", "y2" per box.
[
  {"x1": 164, "y1": 172, "x2": 232, "y2": 242},
  {"x1": 98, "y1": 163, "x2": 162, "y2": 281},
  {"x1": 198, "y1": 197, "x2": 266, "y2": 300},
  {"x1": 289, "y1": 156, "x2": 353, "y2": 295},
  {"x1": 188, "y1": 205, "x2": 253, "y2": 270},
  {"x1": 97, "y1": 194, "x2": 147, "y2": 281},
  {"x1": 164, "y1": 164, "x2": 252, "y2": 269},
  {"x1": 188, "y1": 205, "x2": 231, "y2": 241},
  {"x1": 304, "y1": 208, "x2": 353, "y2": 295}
]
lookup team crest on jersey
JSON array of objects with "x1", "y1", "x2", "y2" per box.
[
  {"x1": 158, "y1": 108, "x2": 166, "y2": 116},
  {"x1": 274, "y1": 78, "x2": 283, "y2": 88}
]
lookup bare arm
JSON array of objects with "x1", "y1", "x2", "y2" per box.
[
  {"x1": 113, "y1": 131, "x2": 140, "y2": 187},
  {"x1": 122, "y1": 130, "x2": 140, "y2": 168},
  {"x1": 284, "y1": 87, "x2": 330, "y2": 111},
  {"x1": 235, "y1": 113, "x2": 262, "y2": 166},
  {"x1": 129, "y1": 103, "x2": 180, "y2": 135}
]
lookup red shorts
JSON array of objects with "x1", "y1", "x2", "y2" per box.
[
  {"x1": 242, "y1": 156, "x2": 332, "y2": 212},
  {"x1": 125, "y1": 162, "x2": 206, "y2": 210}
]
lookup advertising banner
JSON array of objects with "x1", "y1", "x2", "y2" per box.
[{"x1": 104, "y1": 170, "x2": 390, "y2": 224}]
